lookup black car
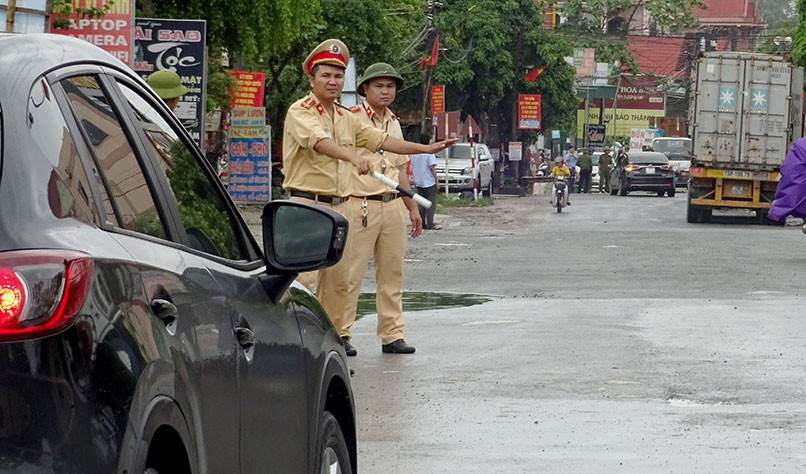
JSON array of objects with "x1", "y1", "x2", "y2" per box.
[
  {"x1": 0, "y1": 34, "x2": 356, "y2": 474},
  {"x1": 610, "y1": 151, "x2": 676, "y2": 197}
]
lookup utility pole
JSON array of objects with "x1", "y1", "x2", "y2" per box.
[
  {"x1": 5, "y1": 0, "x2": 16, "y2": 33},
  {"x1": 419, "y1": 0, "x2": 441, "y2": 136}
]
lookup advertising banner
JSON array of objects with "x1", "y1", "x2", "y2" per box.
[
  {"x1": 576, "y1": 76, "x2": 665, "y2": 138},
  {"x1": 629, "y1": 128, "x2": 646, "y2": 151},
  {"x1": 517, "y1": 94, "x2": 541, "y2": 130},
  {"x1": 509, "y1": 142, "x2": 523, "y2": 161},
  {"x1": 228, "y1": 127, "x2": 271, "y2": 202},
  {"x1": 585, "y1": 124, "x2": 606, "y2": 147},
  {"x1": 231, "y1": 71, "x2": 265, "y2": 108},
  {"x1": 134, "y1": 18, "x2": 207, "y2": 148},
  {"x1": 431, "y1": 85, "x2": 445, "y2": 115},
  {"x1": 231, "y1": 107, "x2": 266, "y2": 127},
  {"x1": 50, "y1": 0, "x2": 134, "y2": 65}
]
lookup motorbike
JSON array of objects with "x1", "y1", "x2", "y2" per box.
[{"x1": 553, "y1": 175, "x2": 567, "y2": 213}]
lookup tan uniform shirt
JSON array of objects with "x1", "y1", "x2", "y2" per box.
[
  {"x1": 283, "y1": 93, "x2": 388, "y2": 196},
  {"x1": 351, "y1": 101, "x2": 408, "y2": 196}
]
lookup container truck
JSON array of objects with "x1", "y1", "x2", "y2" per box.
[{"x1": 688, "y1": 52, "x2": 804, "y2": 223}]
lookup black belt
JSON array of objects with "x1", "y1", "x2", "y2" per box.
[
  {"x1": 289, "y1": 190, "x2": 349, "y2": 204},
  {"x1": 353, "y1": 192, "x2": 400, "y2": 202}
]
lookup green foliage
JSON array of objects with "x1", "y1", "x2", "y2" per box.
[
  {"x1": 795, "y1": 0, "x2": 806, "y2": 67},
  {"x1": 757, "y1": 0, "x2": 797, "y2": 30},
  {"x1": 436, "y1": 193, "x2": 494, "y2": 209},
  {"x1": 52, "y1": 0, "x2": 115, "y2": 30},
  {"x1": 560, "y1": 0, "x2": 705, "y2": 35},
  {"x1": 756, "y1": 19, "x2": 797, "y2": 54}
]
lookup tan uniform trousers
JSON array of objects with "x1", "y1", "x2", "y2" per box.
[
  {"x1": 343, "y1": 195, "x2": 407, "y2": 344},
  {"x1": 291, "y1": 196, "x2": 353, "y2": 334}
]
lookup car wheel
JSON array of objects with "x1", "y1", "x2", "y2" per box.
[
  {"x1": 483, "y1": 177, "x2": 493, "y2": 197},
  {"x1": 656, "y1": 191, "x2": 664, "y2": 197},
  {"x1": 667, "y1": 188, "x2": 676, "y2": 197},
  {"x1": 316, "y1": 412, "x2": 352, "y2": 474}
]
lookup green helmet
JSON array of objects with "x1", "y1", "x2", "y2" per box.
[
  {"x1": 357, "y1": 62, "x2": 403, "y2": 96},
  {"x1": 147, "y1": 70, "x2": 188, "y2": 100}
]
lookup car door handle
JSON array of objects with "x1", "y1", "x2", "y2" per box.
[
  {"x1": 235, "y1": 327, "x2": 255, "y2": 350},
  {"x1": 150, "y1": 298, "x2": 178, "y2": 324}
]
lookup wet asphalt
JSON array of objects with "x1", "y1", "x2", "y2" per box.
[{"x1": 344, "y1": 190, "x2": 806, "y2": 473}]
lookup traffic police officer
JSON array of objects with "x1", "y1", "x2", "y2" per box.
[
  {"x1": 577, "y1": 147, "x2": 594, "y2": 193},
  {"x1": 343, "y1": 63, "x2": 421, "y2": 355},
  {"x1": 283, "y1": 39, "x2": 457, "y2": 356},
  {"x1": 599, "y1": 146, "x2": 612, "y2": 193}
]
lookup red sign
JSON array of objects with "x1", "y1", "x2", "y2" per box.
[
  {"x1": 431, "y1": 85, "x2": 445, "y2": 115},
  {"x1": 230, "y1": 70, "x2": 266, "y2": 108},
  {"x1": 50, "y1": 0, "x2": 134, "y2": 65},
  {"x1": 517, "y1": 94, "x2": 541, "y2": 130}
]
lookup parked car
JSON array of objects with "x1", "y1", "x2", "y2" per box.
[
  {"x1": 610, "y1": 151, "x2": 676, "y2": 197},
  {"x1": 0, "y1": 34, "x2": 356, "y2": 474},
  {"x1": 651, "y1": 137, "x2": 692, "y2": 187},
  {"x1": 435, "y1": 143, "x2": 494, "y2": 196}
]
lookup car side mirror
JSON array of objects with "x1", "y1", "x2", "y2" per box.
[{"x1": 261, "y1": 200, "x2": 348, "y2": 273}]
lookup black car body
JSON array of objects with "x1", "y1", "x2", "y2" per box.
[
  {"x1": 610, "y1": 151, "x2": 676, "y2": 197},
  {"x1": 0, "y1": 34, "x2": 356, "y2": 474}
]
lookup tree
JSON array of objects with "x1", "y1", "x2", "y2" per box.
[
  {"x1": 794, "y1": 0, "x2": 806, "y2": 67},
  {"x1": 433, "y1": 0, "x2": 577, "y2": 142},
  {"x1": 756, "y1": 0, "x2": 796, "y2": 30},
  {"x1": 560, "y1": 0, "x2": 705, "y2": 36}
]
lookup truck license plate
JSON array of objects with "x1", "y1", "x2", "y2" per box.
[
  {"x1": 724, "y1": 170, "x2": 751, "y2": 178},
  {"x1": 645, "y1": 167, "x2": 655, "y2": 174}
]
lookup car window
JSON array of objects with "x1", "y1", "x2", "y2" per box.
[
  {"x1": 630, "y1": 153, "x2": 669, "y2": 165},
  {"x1": 61, "y1": 75, "x2": 168, "y2": 240},
  {"x1": 116, "y1": 82, "x2": 247, "y2": 261},
  {"x1": 653, "y1": 139, "x2": 691, "y2": 155},
  {"x1": 26, "y1": 78, "x2": 100, "y2": 226}
]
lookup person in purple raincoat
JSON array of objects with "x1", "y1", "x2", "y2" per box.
[{"x1": 769, "y1": 138, "x2": 806, "y2": 223}]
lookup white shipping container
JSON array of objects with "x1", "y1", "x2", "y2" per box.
[{"x1": 692, "y1": 52, "x2": 803, "y2": 169}]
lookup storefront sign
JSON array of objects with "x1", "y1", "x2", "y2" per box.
[
  {"x1": 231, "y1": 107, "x2": 266, "y2": 127},
  {"x1": 231, "y1": 71, "x2": 265, "y2": 108},
  {"x1": 134, "y1": 18, "x2": 207, "y2": 148},
  {"x1": 228, "y1": 127, "x2": 271, "y2": 202},
  {"x1": 431, "y1": 85, "x2": 445, "y2": 115},
  {"x1": 518, "y1": 94, "x2": 541, "y2": 130},
  {"x1": 509, "y1": 142, "x2": 523, "y2": 161},
  {"x1": 629, "y1": 128, "x2": 646, "y2": 151},
  {"x1": 50, "y1": 0, "x2": 134, "y2": 65}
]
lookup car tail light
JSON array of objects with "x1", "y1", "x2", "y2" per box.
[
  {"x1": 625, "y1": 165, "x2": 641, "y2": 172},
  {"x1": 0, "y1": 250, "x2": 93, "y2": 342},
  {"x1": 661, "y1": 165, "x2": 673, "y2": 170}
]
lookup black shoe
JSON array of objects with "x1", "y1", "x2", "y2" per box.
[
  {"x1": 341, "y1": 337, "x2": 357, "y2": 357},
  {"x1": 382, "y1": 339, "x2": 415, "y2": 354}
]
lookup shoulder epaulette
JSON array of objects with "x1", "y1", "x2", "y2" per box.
[
  {"x1": 349, "y1": 105, "x2": 362, "y2": 113},
  {"x1": 300, "y1": 97, "x2": 315, "y2": 109}
]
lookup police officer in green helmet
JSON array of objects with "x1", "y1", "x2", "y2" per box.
[{"x1": 147, "y1": 70, "x2": 188, "y2": 111}]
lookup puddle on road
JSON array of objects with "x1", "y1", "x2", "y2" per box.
[{"x1": 356, "y1": 292, "x2": 493, "y2": 319}]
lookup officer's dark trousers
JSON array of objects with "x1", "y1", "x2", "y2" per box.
[
  {"x1": 417, "y1": 185, "x2": 437, "y2": 229},
  {"x1": 579, "y1": 168, "x2": 592, "y2": 193}
]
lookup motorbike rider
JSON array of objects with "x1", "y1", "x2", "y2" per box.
[{"x1": 549, "y1": 157, "x2": 571, "y2": 207}]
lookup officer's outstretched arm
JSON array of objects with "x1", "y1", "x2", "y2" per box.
[
  {"x1": 313, "y1": 138, "x2": 372, "y2": 174},
  {"x1": 382, "y1": 136, "x2": 458, "y2": 155}
]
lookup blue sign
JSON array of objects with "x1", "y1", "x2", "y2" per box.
[
  {"x1": 719, "y1": 86, "x2": 736, "y2": 111},
  {"x1": 227, "y1": 127, "x2": 271, "y2": 202},
  {"x1": 552, "y1": 129, "x2": 561, "y2": 139},
  {"x1": 750, "y1": 88, "x2": 769, "y2": 111}
]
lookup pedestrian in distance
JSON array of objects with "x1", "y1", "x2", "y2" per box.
[
  {"x1": 342, "y1": 62, "x2": 421, "y2": 356},
  {"x1": 411, "y1": 132, "x2": 441, "y2": 230},
  {"x1": 282, "y1": 39, "x2": 457, "y2": 356},
  {"x1": 577, "y1": 147, "x2": 594, "y2": 193},
  {"x1": 147, "y1": 70, "x2": 187, "y2": 111},
  {"x1": 599, "y1": 146, "x2": 613, "y2": 193},
  {"x1": 565, "y1": 146, "x2": 577, "y2": 194}
]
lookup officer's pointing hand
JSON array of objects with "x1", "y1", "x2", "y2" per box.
[
  {"x1": 352, "y1": 156, "x2": 373, "y2": 175},
  {"x1": 424, "y1": 138, "x2": 459, "y2": 154}
]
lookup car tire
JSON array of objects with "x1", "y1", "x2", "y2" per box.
[
  {"x1": 483, "y1": 177, "x2": 493, "y2": 197},
  {"x1": 316, "y1": 412, "x2": 352, "y2": 474},
  {"x1": 667, "y1": 188, "x2": 676, "y2": 198},
  {"x1": 656, "y1": 191, "x2": 665, "y2": 197}
]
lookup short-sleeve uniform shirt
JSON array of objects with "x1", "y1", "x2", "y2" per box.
[
  {"x1": 351, "y1": 101, "x2": 407, "y2": 196},
  {"x1": 283, "y1": 93, "x2": 388, "y2": 196}
]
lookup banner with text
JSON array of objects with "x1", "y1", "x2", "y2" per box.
[
  {"x1": 576, "y1": 108, "x2": 665, "y2": 139},
  {"x1": 518, "y1": 94, "x2": 541, "y2": 130},
  {"x1": 228, "y1": 127, "x2": 271, "y2": 202},
  {"x1": 50, "y1": 0, "x2": 135, "y2": 65},
  {"x1": 231, "y1": 71, "x2": 266, "y2": 108},
  {"x1": 134, "y1": 18, "x2": 207, "y2": 148},
  {"x1": 431, "y1": 85, "x2": 445, "y2": 115},
  {"x1": 509, "y1": 142, "x2": 523, "y2": 161}
]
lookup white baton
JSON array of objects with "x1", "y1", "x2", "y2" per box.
[{"x1": 371, "y1": 171, "x2": 432, "y2": 209}]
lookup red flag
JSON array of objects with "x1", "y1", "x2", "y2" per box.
[
  {"x1": 523, "y1": 65, "x2": 546, "y2": 82},
  {"x1": 425, "y1": 35, "x2": 440, "y2": 67}
]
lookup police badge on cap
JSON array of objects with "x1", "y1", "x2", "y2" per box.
[{"x1": 303, "y1": 39, "x2": 350, "y2": 74}]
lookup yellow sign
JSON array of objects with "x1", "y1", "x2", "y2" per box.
[{"x1": 576, "y1": 109, "x2": 666, "y2": 138}]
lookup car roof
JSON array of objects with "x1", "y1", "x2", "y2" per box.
[
  {"x1": 628, "y1": 151, "x2": 668, "y2": 160},
  {"x1": 0, "y1": 33, "x2": 134, "y2": 111}
]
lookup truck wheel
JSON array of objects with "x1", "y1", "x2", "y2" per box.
[
  {"x1": 667, "y1": 188, "x2": 676, "y2": 198},
  {"x1": 687, "y1": 202, "x2": 702, "y2": 223}
]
